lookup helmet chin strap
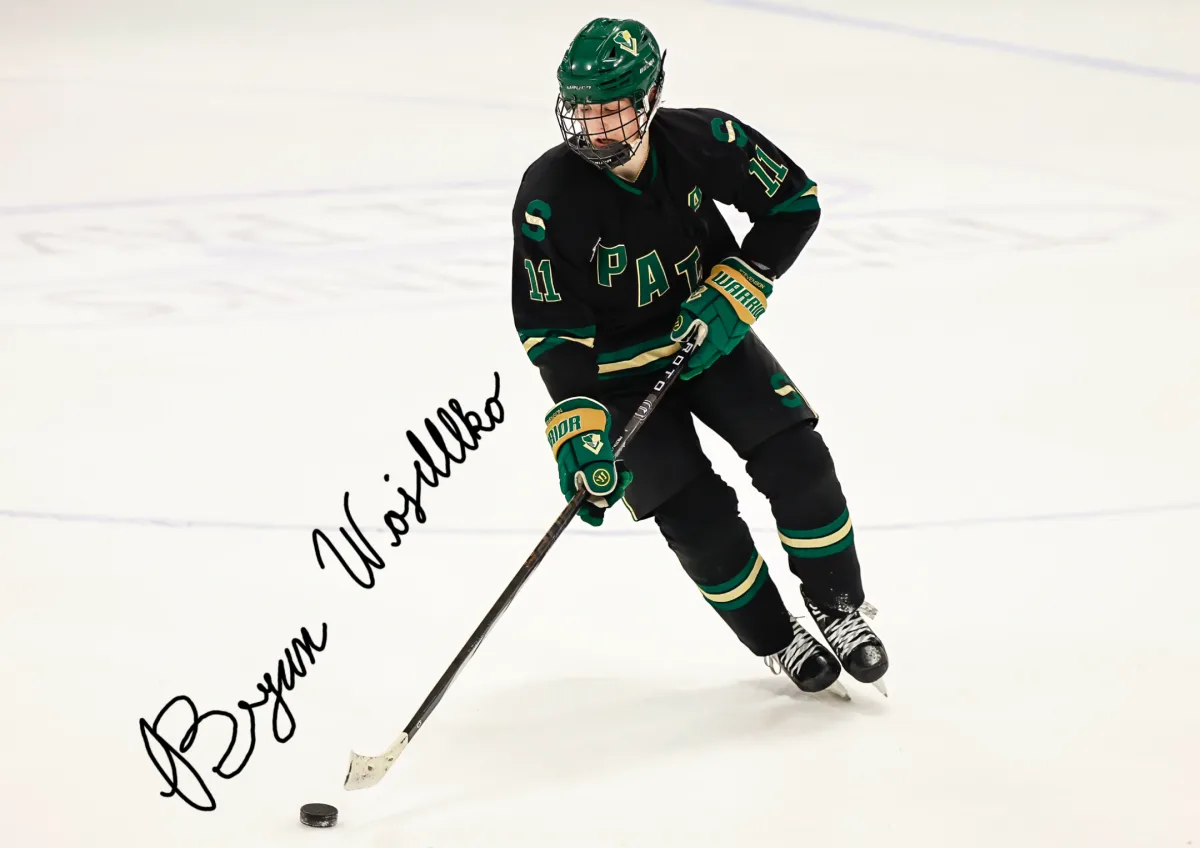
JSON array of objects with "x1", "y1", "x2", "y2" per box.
[
  {"x1": 629, "y1": 89, "x2": 661, "y2": 153},
  {"x1": 625, "y1": 51, "x2": 666, "y2": 163},
  {"x1": 603, "y1": 85, "x2": 662, "y2": 170}
]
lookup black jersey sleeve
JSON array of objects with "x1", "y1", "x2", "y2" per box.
[
  {"x1": 511, "y1": 181, "x2": 601, "y2": 403},
  {"x1": 693, "y1": 109, "x2": 821, "y2": 279}
]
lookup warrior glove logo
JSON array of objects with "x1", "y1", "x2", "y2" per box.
[
  {"x1": 547, "y1": 414, "x2": 581, "y2": 447},
  {"x1": 590, "y1": 467, "x2": 613, "y2": 489},
  {"x1": 710, "y1": 270, "x2": 767, "y2": 323}
]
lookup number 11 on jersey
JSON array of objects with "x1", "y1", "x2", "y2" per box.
[{"x1": 525, "y1": 258, "x2": 561, "y2": 302}]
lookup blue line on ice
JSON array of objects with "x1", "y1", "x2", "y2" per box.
[
  {"x1": 1, "y1": 501, "x2": 1196, "y2": 536},
  {"x1": 709, "y1": 0, "x2": 1200, "y2": 84},
  {"x1": 0, "y1": 179, "x2": 513, "y2": 217}
]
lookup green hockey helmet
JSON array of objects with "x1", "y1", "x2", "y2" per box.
[{"x1": 555, "y1": 18, "x2": 666, "y2": 169}]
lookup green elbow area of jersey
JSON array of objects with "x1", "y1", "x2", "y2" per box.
[{"x1": 768, "y1": 178, "x2": 820, "y2": 215}]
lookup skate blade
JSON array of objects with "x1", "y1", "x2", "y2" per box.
[{"x1": 823, "y1": 679, "x2": 851, "y2": 701}]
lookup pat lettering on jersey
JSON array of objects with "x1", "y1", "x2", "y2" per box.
[{"x1": 590, "y1": 241, "x2": 704, "y2": 306}]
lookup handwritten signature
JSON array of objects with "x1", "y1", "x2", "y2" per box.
[
  {"x1": 139, "y1": 372, "x2": 505, "y2": 810},
  {"x1": 312, "y1": 370, "x2": 505, "y2": 588},
  {"x1": 139, "y1": 623, "x2": 329, "y2": 811}
]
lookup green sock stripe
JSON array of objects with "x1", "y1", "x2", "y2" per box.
[
  {"x1": 707, "y1": 564, "x2": 769, "y2": 610},
  {"x1": 778, "y1": 510, "x2": 854, "y2": 558},
  {"x1": 779, "y1": 507, "x2": 849, "y2": 540},
  {"x1": 782, "y1": 529, "x2": 855, "y2": 559},
  {"x1": 698, "y1": 550, "x2": 759, "y2": 596},
  {"x1": 696, "y1": 551, "x2": 769, "y2": 610}
]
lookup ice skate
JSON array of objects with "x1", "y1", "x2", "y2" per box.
[
  {"x1": 802, "y1": 591, "x2": 889, "y2": 695},
  {"x1": 764, "y1": 615, "x2": 848, "y2": 700}
]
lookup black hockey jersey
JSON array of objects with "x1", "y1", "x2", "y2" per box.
[{"x1": 510, "y1": 106, "x2": 820, "y2": 403}]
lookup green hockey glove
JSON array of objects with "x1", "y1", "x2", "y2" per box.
[
  {"x1": 669, "y1": 257, "x2": 774, "y2": 380},
  {"x1": 544, "y1": 397, "x2": 633, "y2": 527}
]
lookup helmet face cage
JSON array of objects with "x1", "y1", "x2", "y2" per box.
[{"x1": 556, "y1": 60, "x2": 665, "y2": 170}]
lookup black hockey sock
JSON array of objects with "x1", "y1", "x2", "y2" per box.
[
  {"x1": 746, "y1": 424, "x2": 866, "y2": 613},
  {"x1": 692, "y1": 546, "x2": 795, "y2": 655},
  {"x1": 653, "y1": 470, "x2": 794, "y2": 656}
]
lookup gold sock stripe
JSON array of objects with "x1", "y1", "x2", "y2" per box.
[
  {"x1": 779, "y1": 516, "x2": 853, "y2": 549},
  {"x1": 699, "y1": 553, "x2": 765, "y2": 604}
]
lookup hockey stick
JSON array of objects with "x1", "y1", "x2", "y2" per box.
[{"x1": 343, "y1": 324, "x2": 706, "y2": 791}]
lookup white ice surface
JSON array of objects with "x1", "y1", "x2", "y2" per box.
[{"x1": 1, "y1": 1, "x2": 1199, "y2": 845}]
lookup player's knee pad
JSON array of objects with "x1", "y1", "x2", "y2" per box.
[
  {"x1": 653, "y1": 469, "x2": 793, "y2": 655},
  {"x1": 745, "y1": 424, "x2": 864, "y2": 612}
]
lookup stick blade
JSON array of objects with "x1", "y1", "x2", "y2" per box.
[{"x1": 343, "y1": 733, "x2": 409, "y2": 791}]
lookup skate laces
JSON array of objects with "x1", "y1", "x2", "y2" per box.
[
  {"x1": 817, "y1": 609, "x2": 873, "y2": 656},
  {"x1": 769, "y1": 618, "x2": 822, "y2": 675}
]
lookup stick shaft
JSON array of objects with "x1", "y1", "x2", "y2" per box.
[{"x1": 397, "y1": 328, "x2": 700, "y2": 743}]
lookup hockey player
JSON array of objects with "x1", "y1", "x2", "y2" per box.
[{"x1": 511, "y1": 17, "x2": 888, "y2": 696}]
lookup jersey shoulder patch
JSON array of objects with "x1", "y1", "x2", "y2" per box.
[
  {"x1": 655, "y1": 106, "x2": 748, "y2": 149},
  {"x1": 513, "y1": 146, "x2": 599, "y2": 253}
]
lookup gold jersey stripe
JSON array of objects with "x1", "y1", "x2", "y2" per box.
[
  {"x1": 522, "y1": 335, "x2": 594, "y2": 353},
  {"x1": 597, "y1": 342, "x2": 680, "y2": 374}
]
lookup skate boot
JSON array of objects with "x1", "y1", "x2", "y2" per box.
[
  {"x1": 764, "y1": 615, "x2": 847, "y2": 699},
  {"x1": 802, "y1": 589, "x2": 889, "y2": 695}
]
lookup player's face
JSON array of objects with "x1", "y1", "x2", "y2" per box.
[{"x1": 574, "y1": 97, "x2": 641, "y2": 149}]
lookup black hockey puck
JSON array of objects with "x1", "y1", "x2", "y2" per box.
[{"x1": 299, "y1": 802, "x2": 338, "y2": 828}]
